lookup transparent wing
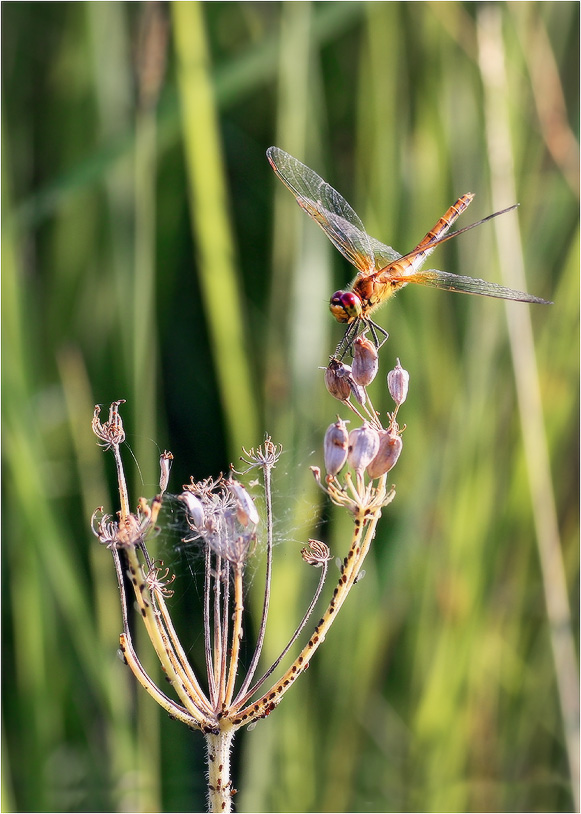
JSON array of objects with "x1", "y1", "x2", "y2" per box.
[
  {"x1": 267, "y1": 146, "x2": 376, "y2": 274},
  {"x1": 401, "y1": 269, "x2": 552, "y2": 304},
  {"x1": 367, "y1": 235, "x2": 403, "y2": 268}
]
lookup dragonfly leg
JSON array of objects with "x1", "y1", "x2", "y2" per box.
[
  {"x1": 367, "y1": 319, "x2": 389, "y2": 350},
  {"x1": 335, "y1": 320, "x2": 361, "y2": 359},
  {"x1": 334, "y1": 318, "x2": 388, "y2": 359}
]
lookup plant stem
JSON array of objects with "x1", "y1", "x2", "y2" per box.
[
  {"x1": 224, "y1": 565, "x2": 244, "y2": 707},
  {"x1": 205, "y1": 723, "x2": 236, "y2": 813},
  {"x1": 234, "y1": 460, "x2": 274, "y2": 701}
]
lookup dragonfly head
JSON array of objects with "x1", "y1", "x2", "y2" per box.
[{"x1": 330, "y1": 290, "x2": 362, "y2": 324}]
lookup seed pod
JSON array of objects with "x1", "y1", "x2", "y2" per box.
[
  {"x1": 366, "y1": 429, "x2": 403, "y2": 479},
  {"x1": 387, "y1": 359, "x2": 409, "y2": 407},
  {"x1": 352, "y1": 335, "x2": 379, "y2": 386},
  {"x1": 227, "y1": 480, "x2": 260, "y2": 527},
  {"x1": 324, "y1": 419, "x2": 349, "y2": 476},
  {"x1": 324, "y1": 358, "x2": 352, "y2": 402},
  {"x1": 159, "y1": 450, "x2": 173, "y2": 494},
  {"x1": 180, "y1": 491, "x2": 205, "y2": 529},
  {"x1": 347, "y1": 423, "x2": 380, "y2": 473},
  {"x1": 348, "y1": 377, "x2": 367, "y2": 406}
]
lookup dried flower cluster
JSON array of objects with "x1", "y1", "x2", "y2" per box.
[
  {"x1": 91, "y1": 330, "x2": 409, "y2": 813},
  {"x1": 316, "y1": 333, "x2": 408, "y2": 519}
]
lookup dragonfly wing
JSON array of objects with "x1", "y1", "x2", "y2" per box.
[
  {"x1": 367, "y1": 234, "x2": 403, "y2": 268},
  {"x1": 267, "y1": 147, "x2": 375, "y2": 274},
  {"x1": 402, "y1": 269, "x2": 552, "y2": 304}
]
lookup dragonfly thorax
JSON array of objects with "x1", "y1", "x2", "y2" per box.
[{"x1": 329, "y1": 290, "x2": 363, "y2": 324}]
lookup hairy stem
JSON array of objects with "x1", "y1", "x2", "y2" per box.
[{"x1": 205, "y1": 723, "x2": 236, "y2": 813}]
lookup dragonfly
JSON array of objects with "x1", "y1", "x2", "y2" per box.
[{"x1": 266, "y1": 146, "x2": 550, "y2": 357}]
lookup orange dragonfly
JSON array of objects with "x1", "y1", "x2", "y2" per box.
[{"x1": 266, "y1": 146, "x2": 550, "y2": 356}]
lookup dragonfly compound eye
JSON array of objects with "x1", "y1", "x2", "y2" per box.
[{"x1": 329, "y1": 290, "x2": 362, "y2": 323}]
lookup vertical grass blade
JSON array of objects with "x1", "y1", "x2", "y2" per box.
[
  {"x1": 171, "y1": 1, "x2": 259, "y2": 454},
  {"x1": 477, "y1": 7, "x2": 579, "y2": 807}
]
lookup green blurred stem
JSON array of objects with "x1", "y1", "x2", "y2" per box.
[
  {"x1": 132, "y1": 101, "x2": 159, "y2": 485},
  {"x1": 171, "y1": 1, "x2": 259, "y2": 454},
  {"x1": 477, "y1": 8, "x2": 580, "y2": 808}
]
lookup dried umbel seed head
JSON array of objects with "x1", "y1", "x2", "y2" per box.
[
  {"x1": 366, "y1": 429, "x2": 403, "y2": 479},
  {"x1": 351, "y1": 334, "x2": 379, "y2": 386},
  {"x1": 180, "y1": 491, "x2": 205, "y2": 529},
  {"x1": 387, "y1": 359, "x2": 409, "y2": 407},
  {"x1": 92, "y1": 400, "x2": 126, "y2": 448},
  {"x1": 181, "y1": 480, "x2": 259, "y2": 567},
  {"x1": 146, "y1": 561, "x2": 176, "y2": 598},
  {"x1": 324, "y1": 419, "x2": 349, "y2": 476},
  {"x1": 239, "y1": 436, "x2": 282, "y2": 471},
  {"x1": 91, "y1": 502, "x2": 159, "y2": 549},
  {"x1": 347, "y1": 423, "x2": 380, "y2": 473},
  {"x1": 324, "y1": 358, "x2": 352, "y2": 402},
  {"x1": 301, "y1": 539, "x2": 332, "y2": 567}
]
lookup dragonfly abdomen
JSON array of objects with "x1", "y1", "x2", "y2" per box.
[
  {"x1": 380, "y1": 192, "x2": 476, "y2": 286},
  {"x1": 416, "y1": 193, "x2": 474, "y2": 254}
]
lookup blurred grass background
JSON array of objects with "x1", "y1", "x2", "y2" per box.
[{"x1": 2, "y1": 2, "x2": 578, "y2": 812}]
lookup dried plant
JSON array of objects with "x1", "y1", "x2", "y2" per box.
[{"x1": 91, "y1": 348, "x2": 408, "y2": 812}]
